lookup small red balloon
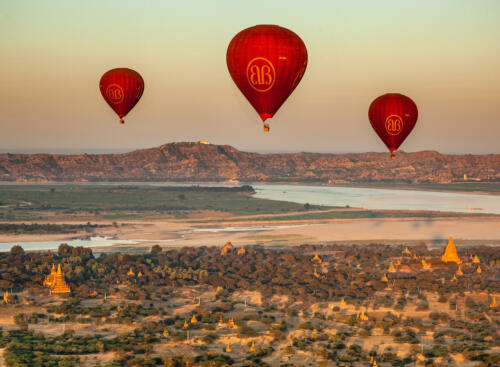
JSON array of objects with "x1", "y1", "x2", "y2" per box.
[
  {"x1": 368, "y1": 93, "x2": 418, "y2": 158},
  {"x1": 99, "y1": 68, "x2": 144, "y2": 124},
  {"x1": 227, "y1": 25, "x2": 308, "y2": 131}
]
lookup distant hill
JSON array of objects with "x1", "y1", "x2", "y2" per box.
[{"x1": 0, "y1": 142, "x2": 498, "y2": 183}]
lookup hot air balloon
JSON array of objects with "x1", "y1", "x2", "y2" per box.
[
  {"x1": 368, "y1": 93, "x2": 418, "y2": 159},
  {"x1": 227, "y1": 25, "x2": 308, "y2": 132},
  {"x1": 99, "y1": 68, "x2": 144, "y2": 124}
]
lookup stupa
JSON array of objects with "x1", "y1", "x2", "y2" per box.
[
  {"x1": 225, "y1": 344, "x2": 231, "y2": 353},
  {"x1": 183, "y1": 320, "x2": 189, "y2": 329},
  {"x1": 473, "y1": 255, "x2": 480, "y2": 264},
  {"x1": 476, "y1": 265, "x2": 482, "y2": 274},
  {"x1": 50, "y1": 264, "x2": 71, "y2": 295},
  {"x1": 237, "y1": 247, "x2": 246, "y2": 255},
  {"x1": 388, "y1": 263, "x2": 396, "y2": 273},
  {"x1": 127, "y1": 268, "x2": 135, "y2": 276},
  {"x1": 403, "y1": 247, "x2": 411, "y2": 256},
  {"x1": 221, "y1": 241, "x2": 234, "y2": 255},
  {"x1": 250, "y1": 341, "x2": 256, "y2": 352},
  {"x1": 312, "y1": 253, "x2": 322, "y2": 263},
  {"x1": 137, "y1": 271, "x2": 142, "y2": 278},
  {"x1": 381, "y1": 274, "x2": 388, "y2": 282},
  {"x1": 340, "y1": 298, "x2": 347, "y2": 307},
  {"x1": 490, "y1": 296, "x2": 497, "y2": 308},
  {"x1": 441, "y1": 236, "x2": 461, "y2": 264},
  {"x1": 456, "y1": 265, "x2": 463, "y2": 276},
  {"x1": 3, "y1": 290, "x2": 10, "y2": 304},
  {"x1": 43, "y1": 264, "x2": 57, "y2": 287},
  {"x1": 191, "y1": 314, "x2": 198, "y2": 324}
]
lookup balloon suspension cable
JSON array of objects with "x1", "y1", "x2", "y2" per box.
[
  {"x1": 120, "y1": 119, "x2": 125, "y2": 125},
  {"x1": 263, "y1": 123, "x2": 270, "y2": 132}
]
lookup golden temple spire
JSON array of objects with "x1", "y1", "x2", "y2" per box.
[
  {"x1": 456, "y1": 265, "x2": 463, "y2": 276},
  {"x1": 381, "y1": 274, "x2": 388, "y2": 282},
  {"x1": 477, "y1": 265, "x2": 482, "y2": 274},
  {"x1": 340, "y1": 298, "x2": 347, "y2": 307},
  {"x1": 183, "y1": 320, "x2": 189, "y2": 329},
  {"x1": 50, "y1": 264, "x2": 71, "y2": 295},
  {"x1": 312, "y1": 253, "x2": 322, "y2": 263},
  {"x1": 3, "y1": 290, "x2": 10, "y2": 304},
  {"x1": 441, "y1": 236, "x2": 461, "y2": 264},
  {"x1": 388, "y1": 262, "x2": 396, "y2": 273},
  {"x1": 127, "y1": 268, "x2": 134, "y2": 276},
  {"x1": 473, "y1": 255, "x2": 480, "y2": 264},
  {"x1": 191, "y1": 314, "x2": 197, "y2": 324},
  {"x1": 221, "y1": 241, "x2": 234, "y2": 255},
  {"x1": 225, "y1": 344, "x2": 231, "y2": 353},
  {"x1": 137, "y1": 271, "x2": 142, "y2": 278},
  {"x1": 250, "y1": 341, "x2": 256, "y2": 352},
  {"x1": 490, "y1": 296, "x2": 497, "y2": 308}
]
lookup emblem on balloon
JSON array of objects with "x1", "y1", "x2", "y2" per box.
[
  {"x1": 246, "y1": 57, "x2": 275, "y2": 92},
  {"x1": 385, "y1": 114, "x2": 403, "y2": 136},
  {"x1": 106, "y1": 84, "x2": 124, "y2": 104}
]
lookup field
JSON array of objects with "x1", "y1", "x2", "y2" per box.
[{"x1": 0, "y1": 185, "x2": 327, "y2": 222}]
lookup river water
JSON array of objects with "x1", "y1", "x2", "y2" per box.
[{"x1": 1, "y1": 184, "x2": 499, "y2": 252}]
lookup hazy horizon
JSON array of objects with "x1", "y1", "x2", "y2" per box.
[{"x1": 1, "y1": 1, "x2": 499, "y2": 154}]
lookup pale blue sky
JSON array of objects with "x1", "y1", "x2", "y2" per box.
[{"x1": 0, "y1": 0, "x2": 499, "y2": 154}]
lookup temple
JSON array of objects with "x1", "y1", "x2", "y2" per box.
[
  {"x1": 312, "y1": 253, "x2": 322, "y2": 263},
  {"x1": 456, "y1": 265, "x2": 463, "y2": 276},
  {"x1": 43, "y1": 264, "x2": 57, "y2": 287},
  {"x1": 473, "y1": 255, "x2": 480, "y2": 264},
  {"x1": 48, "y1": 264, "x2": 71, "y2": 295},
  {"x1": 381, "y1": 274, "x2": 388, "y2": 282},
  {"x1": 490, "y1": 296, "x2": 497, "y2": 308},
  {"x1": 441, "y1": 236, "x2": 461, "y2": 264},
  {"x1": 388, "y1": 263, "x2": 396, "y2": 273},
  {"x1": 221, "y1": 241, "x2": 234, "y2": 255},
  {"x1": 191, "y1": 314, "x2": 197, "y2": 324}
]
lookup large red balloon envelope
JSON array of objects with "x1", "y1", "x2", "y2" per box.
[
  {"x1": 368, "y1": 93, "x2": 418, "y2": 159},
  {"x1": 227, "y1": 25, "x2": 308, "y2": 132},
  {"x1": 99, "y1": 68, "x2": 144, "y2": 124}
]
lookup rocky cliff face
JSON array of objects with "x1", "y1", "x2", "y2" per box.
[{"x1": 0, "y1": 142, "x2": 498, "y2": 183}]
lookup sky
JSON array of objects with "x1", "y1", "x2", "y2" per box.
[{"x1": 0, "y1": 0, "x2": 499, "y2": 155}]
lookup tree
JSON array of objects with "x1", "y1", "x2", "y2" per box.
[{"x1": 10, "y1": 245, "x2": 24, "y2": 256}]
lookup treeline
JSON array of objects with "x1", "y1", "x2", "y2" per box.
[
  {"x1": 1, "y1": 242, "x2": 499, "y2": 303},
  {"x1": 0, "y1": 222, "x2": 104, "y2": 234}
]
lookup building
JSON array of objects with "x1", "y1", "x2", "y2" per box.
[
  {"x1": 45, "y1": 264, "x2": 71, "y2": 295},
  {"x1": 441, "y1": 236, "x2": 461, "y2": 264}
]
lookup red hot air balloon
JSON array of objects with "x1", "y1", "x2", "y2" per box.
[
  {"x1": 368, "y1": 93, "x2": 418, "y2": 159},
  {"x1": 227, "y1": 25, "x2": 308, "y2": 132},
  {"x1": 99, "y1": 68, "x2": 144, "y2": 124}
]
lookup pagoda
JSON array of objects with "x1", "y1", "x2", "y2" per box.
[
  {"x1": 388, "y1": 263, "x2": 396, "y2": 273},
  {"x1": 127, "y1": 268, "x2": 135, "y2": 276},
  {"x1": 221, "y1": 241, "x2": 234, "y2": 255},
  {"x1": 3, "y1": 290, "x2": 10, "y2": 304},
  {"x1": 441, "y1": 236, "x2": 461, "y2": 264},
  {"x1": 49, "y1": 265, "x2": 71, "y2": 295},
  {"x1": 490, "y1": 296, "x2": 497, "y2": 308},
  {"x1": 473, "y1": 255, "x2": 480, "y2": 264},
  {"x1": 237, "y1": 247, "x2": 246, "y2": 255},
  {"x1": 340, "y1": 298, "x2": 347, "y2": 307},
  {"x1": 456, "y1": 265, "x2": 463, "y2": 276},
  {"x1": 250, "y1": 341, "x2": 256, "y2": 352},
  {"x1": 403, "y1": 247, "x2": 412, "y2": 256},
  {"x1": 191, "y1": 314, "x2": 198, "y2": 324},
  {"x1": 43, "y1": 264, "x2": 57, "y2": 287},
  {"x1": 312, "y1": 253, "x2": 322, "y2": 263},
  {"x1": 476, "y1": 265, "x2": 482, "y2": 274},
  {"x1": 421, "y1": 259, "x2": 431, "y2": 269},
  {"x1": 381, "y1": 274, "x2": 388, "y2": 282},
  {"x1": 137, "y1": 271, "x2": 142, "y2": 278},
  {"x1": 225, "y1": 344, "x2": 231, "y2": 353},
  {"x1": 183, "y1": 320, "x2": 189, "y2": 329}
]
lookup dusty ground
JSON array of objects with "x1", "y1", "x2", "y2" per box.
[{"x1": 2, "y1": 214, "x2": 500, "y2": 252}]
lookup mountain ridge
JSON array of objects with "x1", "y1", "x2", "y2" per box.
[{"x1": 0, "y1": 142, "x2": 498, "y2": 183}]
